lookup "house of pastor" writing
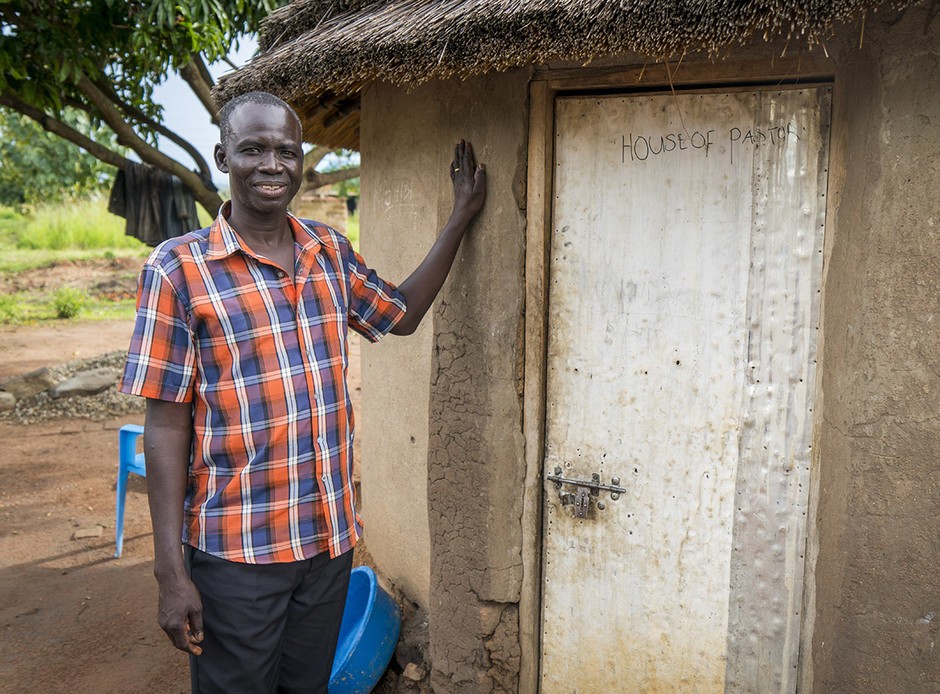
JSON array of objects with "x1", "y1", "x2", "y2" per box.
[{"x1": 621, "y1": 123, "x2": 801, "y2": 165}]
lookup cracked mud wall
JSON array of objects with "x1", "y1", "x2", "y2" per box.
[
  {"x1": 812, "y1": 5, "x2": 940, "y2": 692},
  {"x1": 424, "y1": 70, "x2": 530, "y2": 694},
  {"x1": 361, "y1": 71, "x2": 531, "y2": 691}
]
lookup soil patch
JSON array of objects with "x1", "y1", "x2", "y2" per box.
[
  {"x1": 0, "y1": 257, "x2": 142, "y2": 300},
  {"x1": 0, "y1": 319, "x2": 135, "y2": 381}
]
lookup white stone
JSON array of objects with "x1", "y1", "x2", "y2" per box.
[{"x1": 49, "y1": 368, "x2": 120, "y2": 398}]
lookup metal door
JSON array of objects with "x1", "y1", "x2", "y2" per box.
[{"x1": 540, "y1": 88, "x2": 830, "y2": 693}]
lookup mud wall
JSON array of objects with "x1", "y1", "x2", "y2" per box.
[
  {"x1": 358, "y1": 85, "x2": 440, "y2": 607},
  {"x1": 811, "y1": 6, "x2": 940, "y2": 692},
  {"x1": 360, "y1": 70, "x2": 531, "y2": 692}
]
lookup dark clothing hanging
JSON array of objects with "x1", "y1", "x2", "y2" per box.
[{"x1": 108, "y1": 162, "x2": 201, "y2": 246}]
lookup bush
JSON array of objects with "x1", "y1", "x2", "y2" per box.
[
  {"x1": 0, "y1": 294, "x2": 19, "y2": 323},
  {"x1": 52, "y1": 287, "x2": 86, "y2": 319}
]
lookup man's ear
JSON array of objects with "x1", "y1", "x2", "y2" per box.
[{"x1": 214, "y1": 144, "x2": 228, "y2": 174}]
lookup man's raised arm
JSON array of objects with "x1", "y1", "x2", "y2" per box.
[{"x1": 391, "y1": 140, "x2": 486, "y2": 336}]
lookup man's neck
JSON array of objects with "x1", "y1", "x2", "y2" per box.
[{"x1": 225, "y1": 204, "x2": 293, "y2": 251}]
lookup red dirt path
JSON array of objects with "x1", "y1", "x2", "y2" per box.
[{"x1": 0, "y1": 318, "x2": 365, "y2": 693}]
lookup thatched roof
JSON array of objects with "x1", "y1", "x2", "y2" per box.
[{"x1": 214, "y1": 0, "x2": 914, "y2": 148}]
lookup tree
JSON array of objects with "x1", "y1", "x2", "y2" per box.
[
  {"x1": 295, "y1": 147, "x2": 360, "y2": 203},
  {"x1": 0, "y1": 1, "x2": 359, "y2": 216},
  {"x1": 0, "y1": 106, "x2": 121, "y2": 207}
]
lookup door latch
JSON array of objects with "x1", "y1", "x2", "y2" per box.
[{"x1": 547, "y1": 468, "x2": 626, "y2": 518}]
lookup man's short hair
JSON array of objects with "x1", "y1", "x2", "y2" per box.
[{"x1": 218, "y1": 92, "x2": 302, "y2": 147}]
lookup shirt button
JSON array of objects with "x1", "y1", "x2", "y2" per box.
[{"x1": 277, "y1": 270, "x2": 286, "y2": 278}]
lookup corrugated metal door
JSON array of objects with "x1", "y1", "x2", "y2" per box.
[{"x1": 541, "y1": 88, "x2": 830, "y2": 693}]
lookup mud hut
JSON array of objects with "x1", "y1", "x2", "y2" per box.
[{"x1": 215, "y1": 1, "x2": 940, "y2": 691}]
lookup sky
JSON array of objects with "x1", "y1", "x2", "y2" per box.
[{"x1": 150, "y1": 37, "x2": 258, "y2": 189}]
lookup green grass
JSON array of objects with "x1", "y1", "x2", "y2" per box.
[
  {"x1": 0, "y1": 284, "x2": 138, "y2": 325},
  {"x1": 8, "y1": 198, "x2": 146, "y2": 250},
  {"x1": 0, "y1": 199, "x2": 150, "y2": 273},
  {"x1": 0, "y1": 198, "x2": 147, "y2": 325},
  {"x1": 345, "y1": 212, "x2": 359, "y2": 251}
]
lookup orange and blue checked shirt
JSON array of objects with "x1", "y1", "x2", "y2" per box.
[{"x1": 120, "y1": 205, "x2": 406, "y2": 564}]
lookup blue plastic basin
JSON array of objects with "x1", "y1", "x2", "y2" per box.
[{"x1": 329, "y1": 566, "x2": 402, "y2": 694}]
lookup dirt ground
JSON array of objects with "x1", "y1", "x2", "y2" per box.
[{"x1": 0, "y1": 306, "x2": 369, "y2": 691}]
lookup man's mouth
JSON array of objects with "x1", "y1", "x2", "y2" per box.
[{"x1": 255, "y1": 182, "x2": 288, "y2": 196}]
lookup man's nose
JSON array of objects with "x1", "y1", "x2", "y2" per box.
[{"x1": 258, "y1": 151, "x2": 282, "y2": 172}]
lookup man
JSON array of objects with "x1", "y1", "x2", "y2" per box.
[{"x1": 120, "y1": 91, "x2": 485, "y2": 692}]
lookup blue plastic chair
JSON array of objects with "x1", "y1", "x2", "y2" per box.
[
  {"x1": 115, "y1": 424, "x2": 146, "y2": 558},
  {"x1": 330, "y1": 566, "x2": 402, "y2": 694}
]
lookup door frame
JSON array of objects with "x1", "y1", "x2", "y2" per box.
[{"x1": 518, "y1": 54, "x2": 836, "y2": 693}]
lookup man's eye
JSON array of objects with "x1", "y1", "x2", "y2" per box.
[{"x1": 281, "y1": 150, "x2": 297, "y2": 158}]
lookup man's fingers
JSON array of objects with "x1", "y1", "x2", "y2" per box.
[
  {"x1": 190, "y1": 607, "x2": 204, "y2": 641},
  {"x1": 473, "y1": 164, "x2": 486, "y2": 192},
  {"x1": 187, "y1": 632, "x2": 204, "y2": 654},
  {"x1": 162, "y1": 619, "x2": 191, "y2": 652},
  {"x1": 462, "y1": 141, "x2": 475, "y2": 172}
]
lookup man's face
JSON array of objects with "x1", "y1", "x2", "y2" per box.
[{"x1": 214, "y1": 102, "x2": 304, "y2": 218}]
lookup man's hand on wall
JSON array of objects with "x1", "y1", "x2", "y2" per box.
[{"x1": 450, "y1": 140, "x2": 486, "y2": 222}]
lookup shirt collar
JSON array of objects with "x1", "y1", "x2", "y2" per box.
[{"x1": 205, "y1": 201, "x2": 325, "y2": 260}]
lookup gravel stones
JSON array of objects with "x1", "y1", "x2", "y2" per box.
[{"x1": 0, "y1": 351, "x2": 144, "y2": 424}]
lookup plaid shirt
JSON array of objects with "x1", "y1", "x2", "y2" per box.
[{"x1": 120, "y1": 206, "x2": 406, "y2": 563}]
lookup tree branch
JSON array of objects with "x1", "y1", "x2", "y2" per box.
[
  {"x1": 310, "y1": 166, "x2": 360, "y2": 188},
  {"x1": 92, "y1": 78, "x2": 215, "y2": 182},
  {"x1": 299, "y1": 166, "x2": 360, "y2": 195},
  {"x1": 179, "y1": 55, "x2": 218, "y2": 124},
  {"x1": 77, "y1": 76, "x2": 222, "y2": 214},
  {"x1": 302, "y1": 145, "x2": 334, "y2": 173},
  {"x1": 190, "y1": 53, "x2": 215, "y2": 89},
  {"x1": 0, "y1": 92, "x2": 128, "y2": 170}
]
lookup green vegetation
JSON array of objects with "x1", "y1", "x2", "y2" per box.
[
  {"x1": 10, "y1": 198, "x2": 144, "y2": 251},
  {"x1": 0, "y1": 108, "x2": 120, "y2": 208},
  {"x1": 52, "y1": 287, "x2": 87, "y2": 319},
  {"x1": 0, "y1": 0, "x2": 288, "y2": 214},
  {"x1": 0, "y1": 1, "x2": 358, "y2": 216},
  {"x1": 0, "y1": 198, "x2": 148, "y2": 325},
  {"x1": 0, "y1": 289, "x2": 138, "y2": 324},
  {"x1": 346, "y1": 212, "x2": 360, "y2": 250},
  {"x1": 0, "y1": 199, "x2": 148, "y2": 273}
]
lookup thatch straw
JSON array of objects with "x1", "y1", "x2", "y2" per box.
[{"x1": 213, "y1": 0, "x2": 916, "y2": 147}]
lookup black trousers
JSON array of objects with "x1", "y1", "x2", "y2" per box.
[{"x1": 185, "y1": 546, "x2": 354, "y2": 694}]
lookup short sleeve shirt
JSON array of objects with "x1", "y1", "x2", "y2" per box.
[{"x1": 120, "y1": 206, "x2": 406, "y2": 563}]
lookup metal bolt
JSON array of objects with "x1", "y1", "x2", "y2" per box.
[
  {"x1": 611, "y1": 477, "x2": 621, "y2": 486},
  {"x1": 597, "y1": 501, "x2": 606, "y2": 510},
  {"x1": 554, "y1": 467, "x2": 562, "y2": 476},
  {"x1": 611, "y1": 492, "x2": 620, "y2": 501}
]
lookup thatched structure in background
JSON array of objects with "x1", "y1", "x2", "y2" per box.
[{"x1": 213, "y1": 0, "x2": 914, "y2": 148}]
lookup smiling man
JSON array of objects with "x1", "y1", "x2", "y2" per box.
[{"x1": 120, "y1": 91, "x2": 485, "y2": 693}]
